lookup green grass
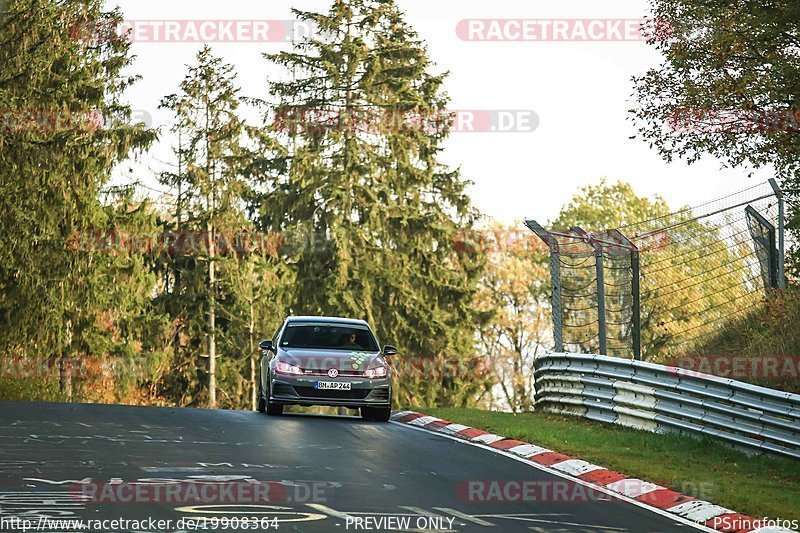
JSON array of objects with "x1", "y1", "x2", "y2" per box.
[
  {"x1": 425, "y1": 407, "x2": 800, "y2": 522},
  {"x1": 693, "y1": 287, "x2": 800, "y2": 393},
  {"x1": 0, "y1": 378, "x2": 67, "y2": 402}
]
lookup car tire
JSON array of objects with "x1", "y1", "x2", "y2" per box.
[
  {"x1": 265, "y1": 376, "x2": 283, "y2": 416},
  {"x1": 361, "y1": 406, "x2": 390, "y2": 422},
  {"x1": 257, "y1": 391, "x2": 266, "y2": 413}
]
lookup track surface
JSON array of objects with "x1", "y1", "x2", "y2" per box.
[{"x1": 0, "y1": 402, "x2": 698, "y2": 532}]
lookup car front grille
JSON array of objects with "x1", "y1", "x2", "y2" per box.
[{"x1": 293, "y1": 387, "x2": 370, "y2": 400}]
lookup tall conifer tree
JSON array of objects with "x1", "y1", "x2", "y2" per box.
[
  {"x1": 258, "y1": 0, "x2": 485, "y2": 405},
  {"x1": 159, "y1": 46, "x2": 251, "y2": 408},
  {"x1": 0, "y1": 0, "x2": 155, "y2": 396}
]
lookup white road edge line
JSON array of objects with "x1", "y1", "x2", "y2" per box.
[
  {"x1": 390, "y1": 420, "x2": 719, "y2": 533},
  {"x1": 432, "y1": 507, "x2": 495, "y2": 526},
  {"x1": 307, "y1": 503, "x2": 354, "y2": 520}
]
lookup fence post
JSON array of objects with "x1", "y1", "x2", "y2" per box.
[
  {"x1": 525, "y1": 220, "x2": 563, "y2": 351},
  {"x1": 746, "y1": 204, "x2": 779, "y2": 290},
  {"x1": 572, "y1": 227, "x2": 606, "y2": 355},
  {"x1": 768, "y1": 178, "x2": 786, "y2": 289},
  {"x1": 608, "y1": 230, "x2": 641, "y2": 360},
  {"x1": 550, "y1": 250, "x2": 563, "y2": 352},
  {"x1": 593, "y1": 240, "x2": 607, "y2": 356},
  {"x1": 631, "y1": 252, "x2": 641, "y2": 360}
]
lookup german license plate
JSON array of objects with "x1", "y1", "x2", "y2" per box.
[{"x1": 315, "y1": 381, "x2": 352, "y2": 390}]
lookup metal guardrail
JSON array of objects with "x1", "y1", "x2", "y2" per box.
[{"x1": 534, "y1": 353, "x2": 800, "y2": 460}]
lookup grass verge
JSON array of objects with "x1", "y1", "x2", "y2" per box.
[
  {"x1": 424, "y1": 407, "x2": 800, "y2": 522},
  {"x1": 693, "y1": 287, "x2": 800, "y2": 394}
]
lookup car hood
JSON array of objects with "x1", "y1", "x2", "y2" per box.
[{"x1": 276, "y1": 348, "x2": 384, "y2": 372}]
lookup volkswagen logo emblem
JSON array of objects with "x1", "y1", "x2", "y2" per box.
[{"x1": 327, "y1": 368, "x2": 339, "y2": 378}]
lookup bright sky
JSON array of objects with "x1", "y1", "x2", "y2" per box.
[{"x1": 107, "y1": 0, "x2": 774, "y2": 226}]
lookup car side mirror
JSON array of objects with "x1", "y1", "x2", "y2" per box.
[
  {"x1": 383, "y1": 345, "x2": 398, "y2": 356},
  {"x1": 259, "y1": 340, "x2": 274, "y2": 352}
]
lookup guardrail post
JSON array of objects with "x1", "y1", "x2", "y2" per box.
[
  {"x1": 768, "y1": 178, "x2": 786, "y2": 289},
  {"x1": 525, "y1": 220, "x2": 563, "y2": 351}
]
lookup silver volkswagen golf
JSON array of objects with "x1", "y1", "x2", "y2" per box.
[{"x1": 257, "y1": 316, "x2": 396, "y2": 421}]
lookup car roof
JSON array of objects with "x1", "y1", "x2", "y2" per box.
[{"x1": 285, "y1": 316, "x2": 370, "y2": 326}]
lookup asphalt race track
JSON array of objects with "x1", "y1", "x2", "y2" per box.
[{"x1": 0, "y1": 402, "x2": 703, "y2": 532}]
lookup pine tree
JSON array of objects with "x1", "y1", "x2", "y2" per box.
[
  {"x1": 0, "y1": 0, "x2": 155, "y2": 397},
  {"x1": 223, "y1": 254, "x2": 291, "y2": 410},
  {"x1": 257, "y1": 0, "x2": 485, "y2": 406},
  {"x1": 83, "y1": 190, "x2": 175, "y2": 403},
  {"x1": 159, "y1": 46, "x2": 252, "y2": 408}
]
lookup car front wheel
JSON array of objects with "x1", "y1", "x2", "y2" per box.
[
  {"x1": 257, "y1": 393, "x2": 266, "y2": 413},
  {"x1": 361, "y1": 406, "x2": 390, "y2": 422},
  {"x1": 265, "y1": 375, "x2": 283, "y2": 416}
]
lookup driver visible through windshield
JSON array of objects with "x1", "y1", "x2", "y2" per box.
[{"x1": 280, "y1": 324, "x2": 379, "y2": 351}]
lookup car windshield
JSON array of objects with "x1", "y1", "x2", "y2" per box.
[{"x1": 279, "y1": 324, "x2": 379, "y2": 351}]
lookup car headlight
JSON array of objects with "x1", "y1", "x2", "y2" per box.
[
  {"x1": 275, "y1": 361, "x2": 303, "y2": 375},
  {"x1": 365, "y1": 365, "x2": 388, "y2": 379}
]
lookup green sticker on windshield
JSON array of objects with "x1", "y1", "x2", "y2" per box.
[{"x1": 350, "y1": 353, "x2": 367, "y2": 368}]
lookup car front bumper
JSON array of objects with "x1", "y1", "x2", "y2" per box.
[{"x1": 270, "y1": 375, "x2": 391, "y2": 408}]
